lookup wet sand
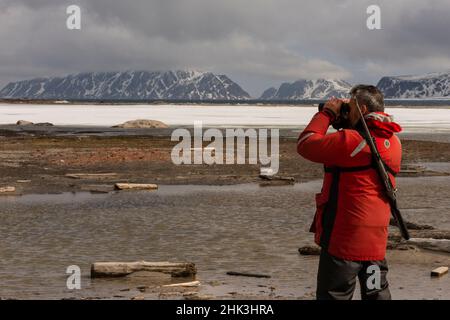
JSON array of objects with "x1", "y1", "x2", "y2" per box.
[
  {"x1": 1, "y1": 183, "x2": 449, "y2": 300},
  {"x1": 1, "y1": 126, "x2": 450, "y2": 195},
  {"x1": 0, "y1": 127, "x2": 449, "y2": 300}
]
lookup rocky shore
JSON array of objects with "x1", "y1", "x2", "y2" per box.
[
  {"x1": 1, "y1": 126, "x2": 450, "y2": 195},
  {"x1": 0, "y1": 125, "x2": 449, "y2": 300}
]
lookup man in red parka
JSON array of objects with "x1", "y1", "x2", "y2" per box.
[{"x1": 297, "y1": 85, "x2": 402, "y2": 300}]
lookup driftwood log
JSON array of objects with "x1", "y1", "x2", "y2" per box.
[
  {"x1": 406, "y1": 238, "x2": 450, "y2": 253},
  {"x1": 409, "y1": 230, "x2": 450, "y2": 239},
  {"x1": 163, "y1": 281, "x2": 201, "y2": 287},
  {"x1": 390, "y1": 218, "x2": 434, "y2": 230},
  {"x1": 297, "y1": 222, "x2": 450, "y2": 256},
  {"x1": 298, "y1": 243, "x2": 416, "y2": 254},
  {"x1": 114, "y1": 183, "x2": 158, "y2": 191},
  {"x1": 0, "y1": 186, "x2": 15, "y2": 193},
  {"x1": 259, "y1": 175, "x2": 295, "y2": 187},
  {"x1": 65, "y1": 173, "x2": 118, "y2": 179},
  {"x1": 298, "y1": 245, "x2": 321, "y2": 256},
  {"x1": 389, "y1": 228, "x2": 450, "y2": 253},
  {"x1": 299, "y1": 227, "x2": 450, "y2": 255},
  {"x1": 390, "y1": 229, "x2": 450, "y2": 241},
  {"x1": 226, "y1": 271, "x2": 271, "y2": 278},
  {"x1": 91, "y1": 261, "x2": 196, "y2": 278},
  {"x1": 259, "y1": 175, "x2": 295, "y2": 182}
]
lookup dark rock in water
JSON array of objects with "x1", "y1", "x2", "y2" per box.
[
  {"x1": 34, "y1": 122, "x2": 54, "y2": 127},
  {"x1": 259, "y1": 175, "x2": 295, "y2": 187},
  {"x1": 408, "y1": 229, "x2": 450, "y2": 239},
  {"x1": 389, "y1": 228, "x2": 450, "y2": 253},
  {"x1": 298, "y1": 246, "x2": 321, "y2": 256},
  {"x1": 226, "y1": 271, "x2": 271, "y2": 278},
  {"x1": 389, "y1": 229, "x2": 450, "y2": 241},
  {"x1": 399, "y1": 164, "x2": 426, "y2": 176},
  {"x1": 409, "y1": 239, "x2": 450, "y2": 254},
  {"x1": 386, "y1": 242, "x2": 417, "y2": 251},
  {"x1": 405, "y1": 221, "x2": 434, "y2": 230},
  {"x1": 259, "y1": 180, "x2": 295, "y2": 187},
  {"x1": 136, "y1": 285, "x2": 148, "y2": 292}
]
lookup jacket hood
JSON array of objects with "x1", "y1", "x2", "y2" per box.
[{"x1": 363, "y1": 112, "x2": 402, "y2": 138}]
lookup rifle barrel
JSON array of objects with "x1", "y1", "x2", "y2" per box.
[{"x1": 353, "y1": 98, "x2": 410, "y2": 240}]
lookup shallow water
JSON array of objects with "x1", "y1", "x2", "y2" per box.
[{"x1": 0, "y1": 178, "x2": 449, "y2": 300}]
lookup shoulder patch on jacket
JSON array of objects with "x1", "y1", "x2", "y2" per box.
[
  {"x1": 298, "y1": 132, "x2": 315, "y2": 145},
  {"x1": 350, "y1": 139, "x2": 367, "y2": 157}
]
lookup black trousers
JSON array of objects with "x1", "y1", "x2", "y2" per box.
[{"x1": 316, "y1": 250, "x2": 391, "y2": 300}]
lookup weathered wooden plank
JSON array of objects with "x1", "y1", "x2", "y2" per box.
[
  {"x1": 163, "y1": 281, "x2": 201, "y2": 287},
  {"x1": 114, "y1": 183, "x2": 158, "y2": 190},
  {"x1": 431, "y1": 267, "x2": 448, "y2": 277},
  {"x1": 65, "y1": 173, "x2": 118, "y2": 179},
  {"x1": 0, "y1": 186, "x2": 15, "y2": 193}
]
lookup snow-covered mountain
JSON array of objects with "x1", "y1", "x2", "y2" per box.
[
  {"x1": 377, "y1": 72, "x2": 450, "y2": 99},
  {"x1": 0, "y1": 70, "x2": 251, "y2": 100},
  {"x1": 260, "y1": 79, "x2": 352, "y2": 100}
]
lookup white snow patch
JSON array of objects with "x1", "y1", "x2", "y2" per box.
[{"x1": 0, "y1": 104, "x2": 450, "y2": 133}]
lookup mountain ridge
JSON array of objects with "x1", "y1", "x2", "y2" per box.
[
  {"x1": 2, "y1": 71, "x2": 450, "y2": 101},
  {"x1": 0, "y1": 70, "x2": 251, "y2": 100},
  {"x1": 377, "y1": 72, "x2": 450, "y2": 98},
  {"x1": 260, "y1": 79, "x2": 352, "y2": 100}
]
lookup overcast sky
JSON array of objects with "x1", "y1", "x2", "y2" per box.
[{"x1": 1, "y1": 0, "x2": 450, "y2": 97}]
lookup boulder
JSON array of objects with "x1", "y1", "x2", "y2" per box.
[
  {"x1": 298, "y1": 245, "x2": 321, "y2": 256},
  {"x1": 113, "y1": 119, "x2": 168, "y2": 129},
  {"x1": 16, "y1": 120, "x2": 34, "y2": 126}
]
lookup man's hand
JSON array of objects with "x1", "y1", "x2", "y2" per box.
[{"x1": 323, "y1": 97, "x2": 343, "y2": 118}]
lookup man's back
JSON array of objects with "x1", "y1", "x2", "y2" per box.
[{"x1": 297, "y1": 110, "x2": 402, "y2": 261}]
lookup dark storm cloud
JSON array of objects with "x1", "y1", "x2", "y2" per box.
[{"x1": 1, "y1": 0, "x2": 450, "y2": 96}]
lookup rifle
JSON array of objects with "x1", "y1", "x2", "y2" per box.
[{"x1": 354, "y1": 97, "x2": 410, "y2": 240}]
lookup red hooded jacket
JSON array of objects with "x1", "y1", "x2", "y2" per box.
[{"x1": 297, "y1": 110, "x2": 402, "y2": 261}]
